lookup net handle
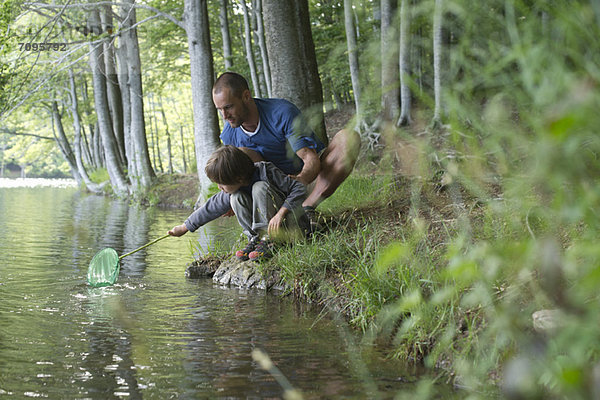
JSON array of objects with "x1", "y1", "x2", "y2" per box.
[{"x1": 118, "y1": 234, "x2": 170, "y2": 260}]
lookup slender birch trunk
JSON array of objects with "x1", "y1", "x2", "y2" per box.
[
  {"x1": 381, "y1": 0, "x2": 400, "y2": 121},
  {"x1": 254, "y1": 0, "x2": 271, "y2": 97},
  {"x1": 179, "y1": 126, "x2": 188, "y2": 174},
  {"x1": 432, "y1": 0, "x2": 443, "y2": 124},
  {"x1": 398, "y1": 0, "x2": 412, "y2": 126},
  {"x1": 219, "y1": 0, "x2": 233, "y2": 70},
  {"x1": 344, "y1": 0, "x2": 362, "y2": 117},
  {"x1": 68, "y1": 69, "x2": 105, "y2": 193},
  {"x1": 120, "y1": 0, "x2": 156, "y2": 191},
  {"x1": 51, "y1": 101, "x2": 82, "y2": 184},
  {"x1": 101, "y1": 6, "x2": 126, "y2": 166},
  {"x1": 239, "y1": 0, "x2": 261, "y2": 96},
  {"x1": 88, "y1": 9, "x2": 129, "y2": 196}
]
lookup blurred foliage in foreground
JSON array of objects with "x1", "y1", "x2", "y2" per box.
[{"x1": 370, "y1": 1, "x2": 600, "y2": 398}]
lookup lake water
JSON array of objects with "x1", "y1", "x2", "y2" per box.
[{"x1": 0, "y1": 181, "x2": 447, "y2": 398}]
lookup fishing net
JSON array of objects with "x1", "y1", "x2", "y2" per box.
[
  {"x1": 86, "y1": 234, "x2": 169, "y2": 287},
  {"x1": 87, "y1": 248, "x2": 120, "y2": 287}
]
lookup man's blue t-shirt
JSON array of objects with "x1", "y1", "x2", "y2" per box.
[{"x1": 220, "y1": 98, "x2": 326, "y2": 175}]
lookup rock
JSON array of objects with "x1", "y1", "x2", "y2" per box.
[
  {"x1": 185, "y1": 257, "x2": 221, "y2": 279},
  {"x1": 211, "y1": 257, "x2": 289, "y2": 291},
  {"x1": 532, "y1": 309, "x2": 564, "y2": 332}
]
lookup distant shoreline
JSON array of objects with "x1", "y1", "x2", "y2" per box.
[{"x1": 0, "y1": 178, "x2": 78, "y2": 188}]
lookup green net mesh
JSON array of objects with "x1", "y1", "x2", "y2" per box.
[{"x1": 87, "y1": 248, "x2": 120, "y2": 287}]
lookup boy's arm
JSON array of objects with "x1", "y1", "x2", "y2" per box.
[{"x1": 169, "y1": 191, "x2": 231, "y2": 235}]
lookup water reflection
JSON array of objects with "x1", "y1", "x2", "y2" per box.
[{"x1": 0, "y1": 185, "x2": 451, "y2": 398}]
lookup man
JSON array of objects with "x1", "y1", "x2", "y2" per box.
[{"x1": 212, "y1": 72, "x2": 360, "y2": 214}]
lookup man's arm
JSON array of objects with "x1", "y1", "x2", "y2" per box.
[{"x1": 289, "y1": 147, "x2": 320, "y2": 185}]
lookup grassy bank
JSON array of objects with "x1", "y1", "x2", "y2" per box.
[
  {"x1": 253, "y1": 113, "x2": 599, "y2": 398},
  {"x1": 142, "y1": 104, "x2": 600, "y2": 398}
]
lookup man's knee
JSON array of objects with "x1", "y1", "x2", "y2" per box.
[
  {"x1": 340, "y1": 128, "x2": 361, "y2": 164},
  {"x1": 322, "y1": 129, "x2": 361, "y2": 174}
]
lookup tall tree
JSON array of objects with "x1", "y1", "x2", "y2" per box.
[
  {"x1": 68, "y1": 68, "x2": 105, "y2": 193},
  {"x1": 88, "y1": 9, "x2": 129, "y2": 196},
  {"x1": 381, "y1": 0, "x2": 400, "y2": 121},
  {"x1": 262, "y1": 0, "x2": 328, "y2": 145},
  {"x1": 397, "y1": 0, "x2": 412, "y2": 126},
  {"x1": 239, "y1": 0, "x2": 261, "y2": 96},
  {"x1": 254, "y1": 0, "x2": 272, "y2": 97},
  {"x1": 115, "y1": 31, "x2": 135, "y2": 179},
  {"x1": 219, "y1": 0, "x2": 234, "y2": 70},
  {"x1": 432, "y1": 0, "x2": 443, "y2": 124},
  {"x1": 101, "y1": 6, "x2": 126, "y2": 166},
  {"x1": 183, "y1": 0, "x2": 221, "y2": 197},
  {"x1": 120, "y1": 0, "x2": 156, "y2": 191},
  {"x1": 51, "y1": 100, "x2": 81, "y2": 184},
  {"x1": 344, "y1": 0, "x2": 362, "y2": 118}
]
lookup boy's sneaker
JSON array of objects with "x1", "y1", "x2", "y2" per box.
[
  {"x1": 248, "y1": 238, "x2": 274, "y2": 261},
  {"x1": 236, "y1": 237, "x2": 259, "y2": 261}
]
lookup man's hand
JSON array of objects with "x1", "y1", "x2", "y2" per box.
[
  {"x1": 288, "y1": 173, "x2": 311, "y2": 186},
  {"x1": 291, "y1": 147, "x2": 320, "y2": 185},
  {"x1": 168, "y1": 224, "x2": 189, "y2": 237}
]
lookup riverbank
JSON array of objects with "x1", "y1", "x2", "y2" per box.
[{"x1": 141, "y1": 133, "x2": 480, "y2": 385}]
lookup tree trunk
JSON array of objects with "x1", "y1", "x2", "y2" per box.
[
  {"x1": 254, "y1": 0, "x2": 271, "y2": 97},
  {"x1": 88, "y1": 9, "x2": 129, "y2": 196},
  {"x1": 159, "y1": 100, "x2": 173, "y2": 174},
  {"x1": 101, "y1": 6, "x2": 126, "y2": 166},
  {"x1": 239, "y1": 0, "x2": 261, "y2": 97},
  {"x1": 432, "y1": 0, "x2": 443, "y2": 124},
  {"x1": 80, "y1": 124, "x2": 93, "y2": 167},
  {"x1": 381, "y1": 0, "x2": 400, "y2": 121},
  {"x1": 120, "y1": 0, "x2": 156, "y2": 191},
  {"x1": 219, "y1": 0, "x2": 233, "y2": 70},
  {"x1": 81, "y1": 79, "x2": 100, "y2": 169},
  {"x1": 115, "y1": 34, "x2": 136, "y2": 179},
  {"x1": 51, "y1": 101, "x2": 82, "y2": 184},
  {"x1": 180, "y1": 126, "x2": 188, "y2": 173},
  {"x1": 262, "y1": 0, "x2": 327, "y2": 145},
  {"x1": 68, "y1": 69, "x2": 105, "y2": 193},
  {"x1": 184, "y1": 0, "x2": 221, "y2": 198},
  {"x1": 344, "y1": 0, "x2": 362, "y2": 118},
  {"x1": 152, "y1": 103, "x2": 164, "y2": 174},
  {"x1": 397, "y1": 0, "x2": 412, "y2": 126},
  {"x1": 93, "y1": 124, "x2": 102, "y2": 168}
]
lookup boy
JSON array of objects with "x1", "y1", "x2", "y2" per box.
[{"x1": 168, "y1": 145, "x2": 309, "y2": 261}]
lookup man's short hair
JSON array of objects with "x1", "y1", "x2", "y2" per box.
[
  {"x1": 205, "y1": 145, "x2": 255, "y2": 185},
  {"x1": 213, "y1": 72, "x2": 250, "y2": 98}
]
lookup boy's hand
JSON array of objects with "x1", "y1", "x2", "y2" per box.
[
  {"x1": 222, "y1": 208, "x2": 235, "y2": 217},
  {"x1": 268, "y1": 208, "x2": 288, "y2": 235},
  {"x1": 168, "y1": 224, "x2": 188, "y2": 237}
]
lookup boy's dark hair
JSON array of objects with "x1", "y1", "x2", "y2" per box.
[
  {"x1": 213, "y1": 72, "x2": 250, "y2": 98},
  {"x1": 205, "y1": 145, "x2": 255, "y2": 185}
]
